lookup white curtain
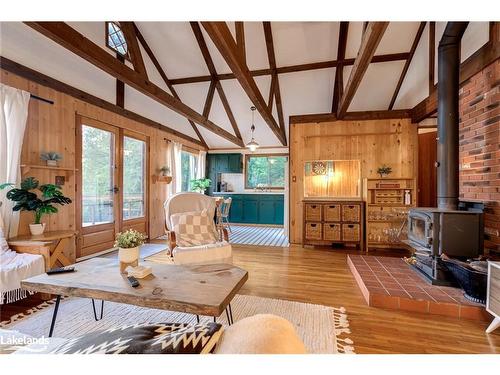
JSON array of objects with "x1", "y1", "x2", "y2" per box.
[
  {"x1": 167, "y1": 141, "x2": 183, "y2": 195},
  {"x1": 0, "y1": 84, "x2": 30, "y2": 238},
  {"x1": 196, "y1": 150, "x2": 206, "y2": 179}
]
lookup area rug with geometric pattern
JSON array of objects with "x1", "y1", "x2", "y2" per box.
[{"x1": 1, "y1": 294, "x2": 354, "y2": 353}]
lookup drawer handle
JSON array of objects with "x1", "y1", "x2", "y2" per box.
[
  {"x1": 348, "y1": 205, "x2": 354, "y2": 209},
  {"x1": 329, "y1": 205, "x2": 336, "y2": 208},
  {"x1": 347, "y1": 224, "x2": 354, "y2": 228},
  {"x1": 310, "y1": 224, "x2": 317, "y2": 228},
  {"x1": 311, "y1": 205, "x2": 317, "y2": 209},
  {"x1": 330, "y1": 225, "x2": 335, "y2": 228}
]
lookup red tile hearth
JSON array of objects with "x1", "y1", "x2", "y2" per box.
[{"x1": 347, "y1": 255, "x2": 491, "y2": 321}]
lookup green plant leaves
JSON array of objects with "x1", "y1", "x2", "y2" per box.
[
  {"x1": 20, "y1": 177, "x2": 39, "y2": 190},
  {"x1": 1, "y1": 177, "x2": 71, "y2": 223},
  {"x1": 0, "y1": 183, "x2": 14, "y2": 190}
]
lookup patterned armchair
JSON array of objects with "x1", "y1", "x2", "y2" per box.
[{"x1": 163, "y1": 192, "x2": 231, "y2": 265}]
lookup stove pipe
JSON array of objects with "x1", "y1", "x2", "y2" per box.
[{"x1": 437, "y1": 22, "x2": 469, "y2": 210}]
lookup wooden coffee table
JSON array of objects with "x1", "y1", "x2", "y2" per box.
[{"x1": 21, "y1": 258, "x2": 248, "y2": 337}]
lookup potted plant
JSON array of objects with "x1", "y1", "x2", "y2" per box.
[
  {"x1": 0, "y1": 177, "x2": 72, "y2": 235},
  {"x1": 40, "y1": 151, "x2": 62, "y2": 167},
  {"x1": 159, "y1": 166, "x2": 170, "y2": 176},
  {"x1": 190, "y1": 178, "x2": 212, "y2": 193},
  {"x1": 114, "y1": 229, "x2": 147, "y2": 273},
  {"x1": 377, "y1": 164, "x2": 393, "y2": 178}
]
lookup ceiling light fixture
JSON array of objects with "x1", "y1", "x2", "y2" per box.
[{"x1": 246, "y1": 106, "x2": 259, "y2": 152}]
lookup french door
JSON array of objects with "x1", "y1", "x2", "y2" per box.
[{"x1": 76, "y1": 116, "x2": 149, "y2": 258}]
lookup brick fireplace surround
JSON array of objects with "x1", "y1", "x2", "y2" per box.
[{"x1": 459, "y1": 59, "x2": 499, "y2": 255}]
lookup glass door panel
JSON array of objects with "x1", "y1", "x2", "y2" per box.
[
  {"x1": 123, "y1": 136, "x2": 146, "y2": 220},
  {"x1": 81, "y1": 125, "x2": 115, "y2": 226}
]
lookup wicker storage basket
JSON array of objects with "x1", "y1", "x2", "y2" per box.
[{"x1": 305, "y1": 222, "x2": 322, "y2": 240}]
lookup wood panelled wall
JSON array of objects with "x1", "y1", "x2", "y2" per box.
[
  {"x1": 289, "y1": 118, "x2": 418, "y2": 244},
  {"x1": 1, "y1": 69, "x2": 204, "y2": 261}
]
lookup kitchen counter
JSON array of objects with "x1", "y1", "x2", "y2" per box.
[{"x1": 211, "y1": 193, "x2": 284, "y2": 225}]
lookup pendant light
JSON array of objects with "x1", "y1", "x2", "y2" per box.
[{"x1": 246, "y1": 106, "x2": 259, "y2": 152}]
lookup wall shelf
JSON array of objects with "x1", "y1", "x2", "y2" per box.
[
  {"x1": 152, "y1": 175, "x2": 172, "y2": 184},
  {"x1": 21, "y1": 164, "x2": 77, "y2": 174}
]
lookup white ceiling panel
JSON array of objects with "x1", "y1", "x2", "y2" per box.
[
  {"x1": 174, "y1": 81, "x2": 211, "y2": 114},
  {"x1": 461, "y1": 22, "x2": 490, "y2": 61},
  {"x1": 243, "y1": 22, "x2": 270, "y2": 71},
  {"x1": 67, "y1": 22, "x2": 110, "y2": 53},
  {"x1": 209, "y1": 89, "x2": 239, "y2": 135},
  {"x1": 135, "y1": 22, "x2": 209, "y2": 79},
  {"x1": 200, "y1": 25, "x2": 232, "y2": 75},
  {"x1": 124, "y1": 85, "x2": 198, "y2": 139},
  {"x1": 218, "y1": 76, "x2": 280, "y2": 148},
  {"x1": 0, "y1": 22, "x2": 115, "y2": 103},
  {"x1": 272, "y1": 22, "x2": 339, "y2": 67},
  {"x1": 347, "y1": 61, "x2": 405, "y2": 111},
  {"x1": 394, "y1": 23, "x2": 430, "y2": 109},
  {"x1": 280, "y1": 68, "x2": 335, "y2": 120},
  {"x1": 376, "y1": 22, "x2": 420, "y2": 55},
  {"x1": 345, "y1": 22, "x2": 364, "y2": 59}
]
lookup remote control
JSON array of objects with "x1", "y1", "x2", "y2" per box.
[
  {"x1": 127, "y1": 276, "x2": 140, "y2": 288},
  {"x1": 47, "y1": 266, "x2": 75, "y2": 275}
]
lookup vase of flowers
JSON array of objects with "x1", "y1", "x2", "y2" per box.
[
  {"x1": 115, "y1": 229, "x2": 147, "y2": 273},
  {"x1": 40, "y1": 151, "x2": 63, "y2": 167}
]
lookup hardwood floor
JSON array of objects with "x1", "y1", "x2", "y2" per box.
[{"x1": 2, "y1": 243, "x2": 499, "y2": 353}]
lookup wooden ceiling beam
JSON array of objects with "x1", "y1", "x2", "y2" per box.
[
  {"x1": 331, "y1": 21, "x2": 349, "y2": 113},
  {"x1": 263, "y1": 21, "x2": 286, "y2": 140},
  {"x1": 0, "y1": 56, "x2": 205, "y2": 148},
  {"x1": 118, "y1": 22, "x2": 148, "y2": 79},
  {"x1": 203, "y1": 80, "x2": 217, "y2": 118},
  {"x1": 201, "y1": 22, "x2": 286, "y2": 145},
  {"x1": 169, "y1": 52, "x2": 410, "y2": 85},
  {"x1": 25, "y1": 22, "x2": 243, "y2": 147},
  {"x1": 410, "y1": 22, "x2": 499, "y2": 123},
  {"x1": 132, "y1": 23, "x2": 208, "y2": 148},
  {"x1": 388, "y1": 21, "x2": 426, "y2": 110},
  {"x1": 235, "y1": 22, "x2": 246, "y2": 62},
  {"x1": 268, "y1": 74, "x2": 276, "y2": 111},
  {"x1": 337, "y1": 22, "x2": 389, "y2": 118},
  {"x1": 190, "y1": 21, "x2": 243, "y2": 143},
  {"x1": 289, "y1": 109, "x2": 411, "y2": 124},
  {"x1": 428, "y1": 21, "x2": 436, "y2": 95}
]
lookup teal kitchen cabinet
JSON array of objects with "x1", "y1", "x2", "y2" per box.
[
  {"x1": 228, "y1": 195, "x2": 243, "y2": 223},
  {"x1": 242, "y1": 197, "x2": 259, "y2": 224},
  {"x1": 213, "y1": 193, "x2": 284, "y2": 225},
  {"x1": 227, "y1": 154, "x2": 243, "y2": 173},
  {"x1": 206, "y1": 153, "x2": 243, "y2": 195}
]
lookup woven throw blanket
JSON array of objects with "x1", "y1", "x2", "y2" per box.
[{"x1": 0, "y1": 227, "x2": 45, "y2": 304}]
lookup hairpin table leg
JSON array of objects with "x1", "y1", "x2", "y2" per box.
[
  {"x1": 48, "y1": 295, "x2": 61, "y2": 337},
  {"x1": 91, "y1": 299, "x2": 104, "y2": 321}
]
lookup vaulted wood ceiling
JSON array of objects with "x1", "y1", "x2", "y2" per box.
[{"x1": 0, "y1": 21, "x2": 492, "y2": 149}]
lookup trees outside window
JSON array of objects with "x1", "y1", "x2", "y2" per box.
[
  {"x1": 181, "y1": 151, "x2": 198, "y2": 192},
  {"x1": 245, "y1": 155, "x2": 287, "y2": 189}
]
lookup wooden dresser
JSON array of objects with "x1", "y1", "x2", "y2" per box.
[
  {"x1": 486, "y1": 261, "x2": 500, "y2": 333},
  {"x1": 303, "y1": 200, "x2": 364, "y2": 250}
]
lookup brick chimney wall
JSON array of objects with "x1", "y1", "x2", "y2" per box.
[{"x1": 459, "y1": 59, "x2": 499, "y2": 254}]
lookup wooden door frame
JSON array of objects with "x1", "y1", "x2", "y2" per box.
[{"x1": 75, "y1": 115, "x2": 121, "y2": 258}]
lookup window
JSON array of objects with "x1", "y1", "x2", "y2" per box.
[
  {"x1": 123, "y1": 136, "x2": 146, "y2": 220},
  {"x1": 245, "y1": 154, "x2": 287, "y2": 189},
  {"x1": 181, "y1": 151, "x2": 198, "y2": 192},
  {"x1": 106, "y1": 22, "x2": 128, "y2": 57}
]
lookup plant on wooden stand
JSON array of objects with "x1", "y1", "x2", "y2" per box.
[
  {"x1": 0, "y1": 177, "x2": 72, "y2": 235},
  {"x1": 40, "y1": 151, "x2": 63, "y2": 167},
  {"x1": 377, "y1": 164, "x2": 393, "y2": 178},
  {"x1": 114, "y1": 229, "x2": 147, "y2": 273}
]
